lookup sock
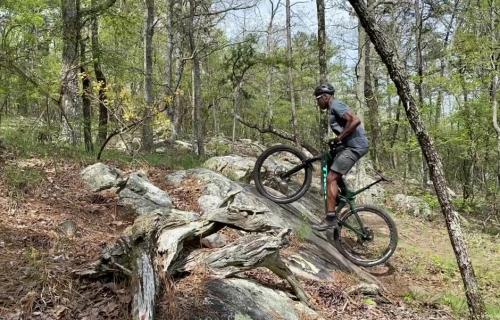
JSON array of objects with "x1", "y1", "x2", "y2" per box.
[{"x1": 326, "y1": 212, "x2": 337, "y2": 221}]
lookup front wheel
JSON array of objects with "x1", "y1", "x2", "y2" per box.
[
  {"x1": 253, "y1": 144, "x2": 313, "y2": 204},
  {"x1": 335, "y1": 205, "x2": 398, "y2": 267}
]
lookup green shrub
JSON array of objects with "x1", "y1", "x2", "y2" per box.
[
  {"x1": 422, "y1": 193, "x2": 440, "y2": 210},
  {"x1": 440, "y1": 292, "x2": 467, "y2": 317}
]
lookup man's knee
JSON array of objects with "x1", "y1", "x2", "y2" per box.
[{"x1": 327, "y1": 171, "x2": 342, "y2": 184}]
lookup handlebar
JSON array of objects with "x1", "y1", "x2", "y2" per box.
[{"x1": 328, "y1": 141, "x2": 342, "y2": 153}]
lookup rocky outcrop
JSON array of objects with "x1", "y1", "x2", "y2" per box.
[
  {"x1": 392, "y1": 194, "x2": 435, "y2": 220},
  {"x1": 79, "y1": 164, "x2": 323, "y2": 320},
  {"x1": 203, "y1": 155, "x2": 257, "y2": 183},
  {"x1": 81, "y1": 163, "x2": 173, "y2": 215}
]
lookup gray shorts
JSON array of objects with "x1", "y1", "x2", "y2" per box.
[{"x1": 330, "y1": 147, "x2": 368, "y2": 175}]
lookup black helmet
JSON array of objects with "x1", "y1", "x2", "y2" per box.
[{"x1": 313, "y1": 83, "x2": 335, "y2": 96}]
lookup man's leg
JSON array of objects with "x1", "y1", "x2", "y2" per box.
[
  {"x1": 326, "y1": 171, "x2": 342, "y2": 212},
  {"x1": 313, "y1": 171, "x2": 342, "y2": 231},
  {"x1": 313, "y1": 148, "x2": 359, "y2": 231}
]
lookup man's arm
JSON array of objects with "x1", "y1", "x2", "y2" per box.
[{"x1": 335, "y1": 111, "x2": 361, "y2": 143}]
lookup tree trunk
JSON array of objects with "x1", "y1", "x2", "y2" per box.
[
  {"x1": 60, "y1": 0, "x2": 82, "y2": 144},
  {"x1": 192, "y1": 56, "x2": 204, "y2": 156},
  {"x1": 414, "y1": 0, "x2": 429, "y2": 188},
  {"x1": 492, "y1": 73, "x2": 500, "y2": 196},
  {"x1": 91, "y1": 12, "x2": 108, "y2": 147},
  {"x1": 347, "y1": 1, "x2": 487, "y2": 319},
  {"x1": 232, "y1": 81, "x2": 243, "y2": 142},
  {"x1": 187, "y1": 0, "x2": 204, "y2": 156},
  {"x1": 316, "y1": 0, "x2": 327, "y2": 83},
  {"x1": 364, "y1": 31, "x2": 380, "y2": 166},
  {"x1": 435, "y1": 0, "x2": 458, "y2": 127},
  {"x1": 165, "y1": 0, "x2": 180, "y2": 142},
  {"x1": 80, "y1": 35, "x2": 93, "y2": 153},
  {"x1": 390, "y1": 99, "x2": 401, "y2": 169},
  {"x1": 356, "y1": 23, "x2": 366, "y2": 118},
  {"x1": 142, "y1": 0, "x2": 155, "y2": 152},
  {"x1": 286, "y1": 0, "x2": 299, "y2": 144},
  {"x1": 489, "y1": 1, "x2": 500, "y2": 195},
  {"x1": 265, "y1": 0, "x2": 279, "y2": 129}
]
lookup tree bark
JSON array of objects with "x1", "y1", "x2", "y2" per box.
[
  {"x1": 363, "y1": 29, "x2": 380, "y2": 166},
  {"x1": 347, "y1": 1, "x2": 487, "y2": 319},
  {"x1": 142, "y1": 0, "x2": 155, "y2": 152},
  {"x1": 60, "y1": 0, "x2": 82, "y2": 144},
  {"x1": 265, "y1": 0, "x2": 279, "y2": 129},
  {"x1": 316, "y1": 0, "x2": 327, "y2": 83},
  {"x1": 435, "y1": 0, "x2": 459, "y2": 127},
  {"x1": 91, "y1": 11, "x2": 108, "y2": 146},
  {"x1": 165, "y1": 0, "x2": 181, "y2": 142},
  {"x1": 192, "y1": 56, "x2": 204, "y2": 155},
  {"x1": 187, "y1": 0, "x2": 204, "y2": 156},
  {"x1": 80, "y1": 34, "x2": 93, "y2": 153},
  {"x1": 413, "y1": 0, "x2": 429, "y2": 188},
  {"x1": 489, "y1": 0, "x2": 500, "y2": 195},
  {"x1": 286, "y1": 0, "x2": 299, "y2": 144}
]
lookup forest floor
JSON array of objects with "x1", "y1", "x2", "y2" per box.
[{"x1": 0, "y1": 141, "x2": 498, "y2": 319}]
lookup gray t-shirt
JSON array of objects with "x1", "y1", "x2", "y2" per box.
[{"x1": 329, "y1": 99, "x2": 369, "y2": 150}]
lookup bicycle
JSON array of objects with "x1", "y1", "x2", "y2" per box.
[{"x1": 252, "y1": 143, "x2": 398, "y2": 267}]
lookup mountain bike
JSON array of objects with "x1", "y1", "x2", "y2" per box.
[{"x1": 253, "y1": 143, "x2": 398, "y2": 267}]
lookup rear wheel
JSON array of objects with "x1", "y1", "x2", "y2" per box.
[
  {"x1": 335, "y1": 205, "x2": 398, "y2": 267},
  {"x1": 253, "y1": 144, "x2": 312, "y2": 204}
]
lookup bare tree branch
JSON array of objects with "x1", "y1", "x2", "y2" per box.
[
  {"x1": 81, "y1": 0, "x2": 118, "y2": 17},
  {"x1": 193, "y1": 3, "x2": 258, "y2": 17},
  {"x1": 235, "y1": 115, "x2": 319, "y2": 155}
]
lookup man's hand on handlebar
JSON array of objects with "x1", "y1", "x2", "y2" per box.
[{"x1": 322, "y1": 133, "x2": 341, "y2": 145}]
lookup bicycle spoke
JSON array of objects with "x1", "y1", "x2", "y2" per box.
[
  {"x1": 255, "y1": 148, "x2": 309, "y2": 201},
  {"x1": 335, "y1": 206, "x2": 397, "y2": 267}
]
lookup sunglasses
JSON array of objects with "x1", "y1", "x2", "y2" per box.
[{"x1": 316, "y1": 95, "x2": 324, "y2": 100}]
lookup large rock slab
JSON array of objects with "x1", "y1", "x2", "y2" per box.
[
  {"x1": 166, "y1": 168, "x2": 243, "y2": 213},
  {"x1": 197, "y1": 278, "x2": 322, "y2": 320}
]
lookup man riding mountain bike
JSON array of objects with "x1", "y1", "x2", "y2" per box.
[{"x1": 312, "y1": 83, "x2": 369, "y2": 231}]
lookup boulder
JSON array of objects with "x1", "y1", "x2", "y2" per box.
[
  {"x1": 393, "y1": 194, "x2": 435, "y2": 220},
  {"x1": 80, "y1": 162, "x2": 126, "y2": 192},
  {"x1": 344, "y1": 159, "x2": 384, "y2": 205},
  {"x1": 203, "y1": 155, "x2": 256, "y2": 183},
  {"x1": 174, "y1": 140, "x2": 193, "y2": 152},
  {"x1": 119, "y1": 172, "x2": 173, "y2": 215}
]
